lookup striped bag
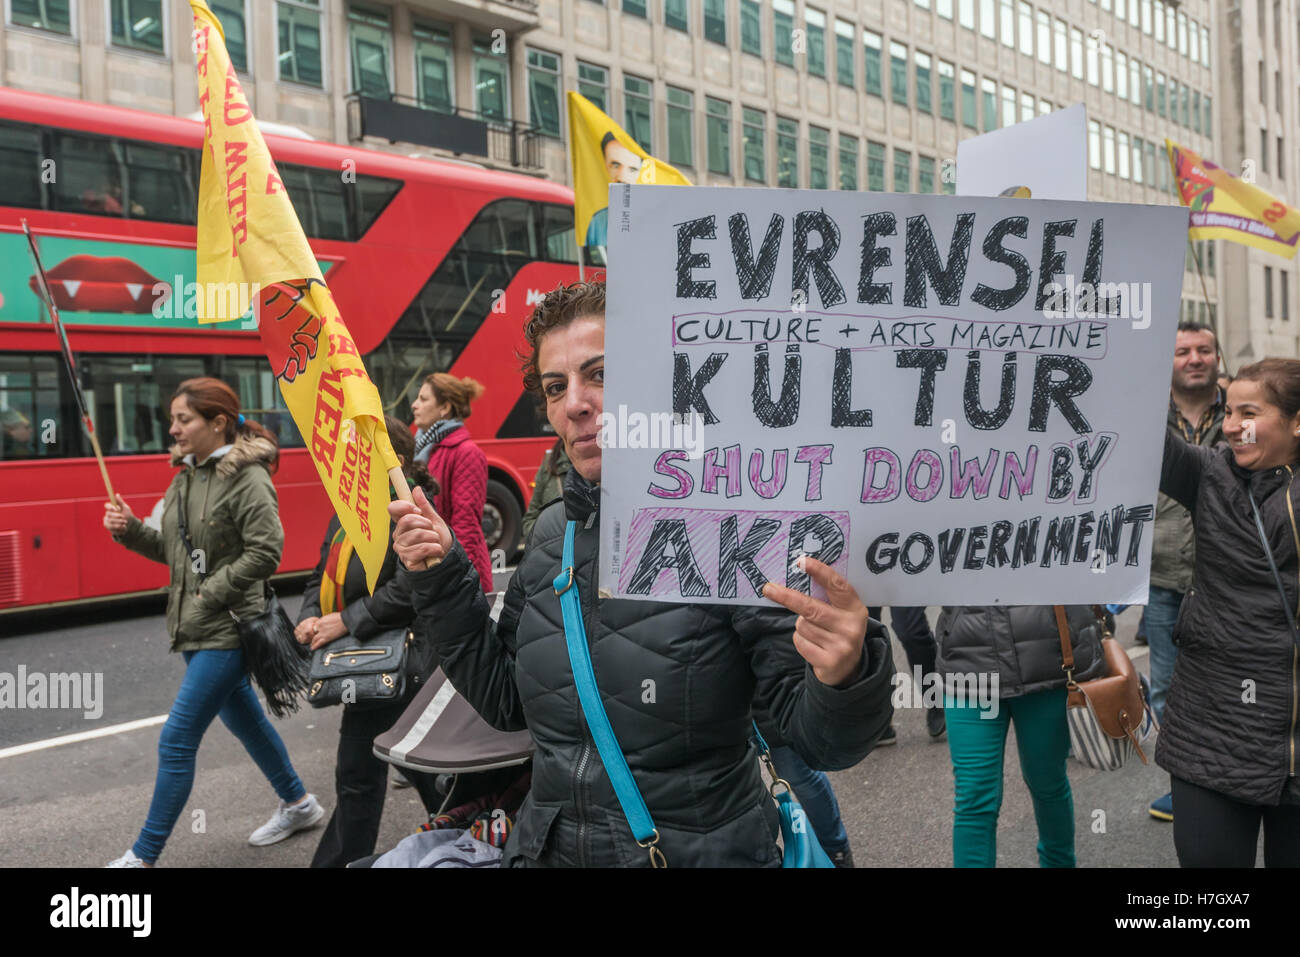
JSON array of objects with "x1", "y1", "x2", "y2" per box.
[{"x1": 1055, "y1": 605, "x2": 1157, "y2": 772}]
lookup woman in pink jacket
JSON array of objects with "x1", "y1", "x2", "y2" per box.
[{"x1": 410, "y1": 373, "x2": 493, "y2": 593}]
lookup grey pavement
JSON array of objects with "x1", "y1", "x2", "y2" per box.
[{"x1": 0, "y1": 591, "x2": 1189, "y2": 868}]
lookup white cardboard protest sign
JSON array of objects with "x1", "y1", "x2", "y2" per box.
[
  {"x1": 957, "y1": 103, "x2": 1088, "y2": 201},
  {"x1": 600, "y1": 185, "x2": 1188, "y2": 606}
]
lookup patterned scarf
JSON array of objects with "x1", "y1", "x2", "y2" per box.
[
  {"x1": 414, "y1": 418, "x2": 463, "y2": 464},
  {"x1": 319, "y1": 525, "x2": 353, "y2": 615}
]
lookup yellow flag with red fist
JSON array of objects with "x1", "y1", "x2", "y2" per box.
[
  {"x1": 189, "y1": 0, "x2": 398, "y2": 590},
  {"x1": 567, "y1": 92, "x2": 692, "y2": 247},
  {"x1": 1167, "y1": 139, "x2": 1300, "y2": 259}
]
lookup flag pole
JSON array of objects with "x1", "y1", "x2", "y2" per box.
[{"x1": 21, "y1": 219, "x2": 117, "y2": 503}]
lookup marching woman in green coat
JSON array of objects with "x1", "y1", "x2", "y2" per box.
[{"x1": 102, "y1": 377, "x2": 323, "y2": 866}]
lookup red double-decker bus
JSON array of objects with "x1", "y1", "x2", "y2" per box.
[{"x1": 0, "y1": 88, "x2": 595, "y2": 613}]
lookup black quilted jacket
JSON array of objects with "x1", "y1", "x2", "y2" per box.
[
  {"x1": 399, "y1": 470, "x2": 895, "y2": 867},
  {"x1": 1157, "y1": 429, "x2": 1300, "y2": 804}
]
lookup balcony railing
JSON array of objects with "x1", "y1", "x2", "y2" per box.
[{"x1": 346, "y1": 93, "x2": 543, "y2": 171}]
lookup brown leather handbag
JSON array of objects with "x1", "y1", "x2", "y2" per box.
[{"x1": 1054, "y1": 605, "x2": 1156, "y2": 771}]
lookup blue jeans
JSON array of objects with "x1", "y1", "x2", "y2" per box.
[
  {"x1": 1144, "y1": 586, "x2": 1183, "y2": 724},
  {"x1": 946, "y1": 688, "x2": 1074, "y2": 868},
  {"x1": 133, "y1": 649, "x2": 306, "y2": 864},
  {"x1": 768, "y1": 745, "x2": 850, "y2": 855}
]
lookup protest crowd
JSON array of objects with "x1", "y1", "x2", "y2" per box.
[{"x1": 98, "y1": 280, "x2": 1300, "y2": 869}]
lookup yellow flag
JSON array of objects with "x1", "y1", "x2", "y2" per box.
[
  {"x1": 567, "y1": 92, "x2": 692, "y2": 247},
  {"x1": 1167, "y1": 139, "x2": 1300, "y2": 259},
  {"x1": 190, "y1": 0, "x2": 398, "y2": 590}
]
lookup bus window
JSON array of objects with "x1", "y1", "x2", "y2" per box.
[
  {"x1": 540, "y1": 203, "x2": 579, "y2": 263},
  {"x1": 52, "y1": 133, "x2": 135, "y2": 217},
  {"x1": 81, "y1": 355, "x2": 205, "y2": 454},
  {"x1": 0, "y1": 123, "x2": 44, "y2": 210},
  {"x1": 124, "y1": 142, "x2": 197, "y2": 225},
  {"x1": 279, "y1": 163, "x2": 350, "y2": 240},
  {"x1": 0, "y1": 354, "x2": 66, "y2": 460},
  {"x1": 460, "y1": 198, "x2": 537, "y2": 258},
  {"x1": 353, "y1": 174, "x2": 402, "y2": 236},
  {"x1": 216, "y1": 355, "x2": 305, "y2": 449}
]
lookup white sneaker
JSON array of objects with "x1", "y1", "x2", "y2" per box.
[
  {"x1": 248, "y1": 794, "x2": 325, "y2": 846},
  {"x1": 106, "y1": 849, "x2": 146, "y2": 868}
]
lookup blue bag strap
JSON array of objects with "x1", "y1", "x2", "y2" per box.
[{"x1": 553, "y1": 520, "x2": 665, "y2": 868}]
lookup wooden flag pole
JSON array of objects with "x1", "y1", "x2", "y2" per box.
[
  {"x1": 21, "y1": 219, "x2": 117, "y2": 504},
  {"x1": 387, "y1": 464, "x2": 440, "y2": 567}
]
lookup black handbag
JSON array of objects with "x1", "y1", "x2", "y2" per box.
[
  {"x1": 306, "y1": 628, "x2": 412, "y2": 708},
  {"x1": 177, "y1": 473, "x2": 310, "y2": 717}
]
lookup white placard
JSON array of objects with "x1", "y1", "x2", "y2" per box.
[
  {"x1": 957, "y1": 103, "x2": 1089, "y2": 201},
  {"x1": 600, "y1": 185, "x2": 1188, "y2": 606}
]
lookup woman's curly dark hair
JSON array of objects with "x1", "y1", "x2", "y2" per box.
[{"x1": 519, "y1": 281, "x2": 606, "y2": 396}]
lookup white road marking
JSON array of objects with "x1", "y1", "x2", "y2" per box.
[{"x1": 0, "y1": 714, "x2": 167, "y2": 761}]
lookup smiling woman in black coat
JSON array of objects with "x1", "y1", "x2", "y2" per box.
[{"x1": 1158, "y1": 357, "x2": 1300, "y2": 868}]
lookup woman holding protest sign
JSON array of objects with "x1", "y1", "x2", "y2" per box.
[
  {"x1": 295, "y1": 415, "x2": 444, "y2": 867},
  {"x1": 1157, "y1": 358, "x2": 1300, "y2": 867},
  {"x1": 102, "y1": 377, "x2": 322, "y2": 867},
  {"x1": 410, "y1": 372, "x2": 493, "y2": 593},
  {"x1": 935, "y1": 604, "x2": 1105, "y2": 867},
  {"x1": 388, "y1": 281, "x2": 896, "y2": 867}
]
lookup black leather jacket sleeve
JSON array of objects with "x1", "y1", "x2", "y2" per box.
[
  {"x1": 398, "y1": 535, "x2": 526, "y2": 731},
  {"x1": 738, "y1": 605, "x2": 895, "y2": 771},
  {"x1": 1161, "y1": 427, "x2": 1211, "y2": 513}
]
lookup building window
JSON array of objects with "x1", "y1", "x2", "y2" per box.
[
  {"x1": 743, "y1": 108, "x2": 766, "y2": 181},
  {"x1": 1201, "y1": 25, "x2": 1210, "y2": 67},
  {"x1": 981, "y1": 77, "x2": 997, "y2": 132},
  {"x1": 1169, "y1": 77, "x2": 1180, "y2": 124},
  {"x1": 210, "y1": 1, "x2": 248, "y2": 72},
  {"x1": 665, "y1": 0, "x2": 688, "y2": 32},
  {"x1": 1141, "y1": 0, "x2": 1151, "y2": 34},
  {"x1": 415, "y1": 23, "x2": 454, "y2": 113},
  {"x1": 1143, "y1": 64, "x2": 1154, "y2": 111},
  {"x1": 1129, "y1": 56, "x2": 1140, "y2": 105},
  {"x1": 915, "y1": 51, "x2": 933, "y2": 113},
  {"x1": 1133, "y1": 135, "x2": 1144, "y2": 184},
  {"x1": 777, "y1": 117, "x2": 798, "y2": 186},
  {"x1": 1116, "y1": 51, "x2": 1128, "y2": 99},
  {"x1": 1001, "y1": 83, "x2": 1015, "y2": 127},
  {"x1": 1054, "y1": 18, "x2": 1067, "y2": 71},
  {"x1": 1192, "y1": 90, "x2": 1201, "y2": 133},
  {"x1": 1261, "y1": 129, "x2": 1269, "y2": 174},
  {"x1": 1020, "y1": 91, "x2": 1034, "y2": 123},
  {"x1": 893, "y1": 148, "x2": 912, "y2": 191},
  {"x1": 1038, "y1": 97, "x2": 1051, "y2": 115},
  {"x1": 1154, "y1": 0, "x2": 1164, "y2": 41},
  {"x1": 938, "y1": 60, "x2": 955, "y2": 120},
  {"x1": 1182, "y1": 85, "x2": 1191, "y2": 128},
  {"x1": 9, "y1": 0, "x2": 72, "y2": 34},
  {"x1": 704, "y1": 0, "x2": 726, "y2": 44},
  {"x1": 891, "y1": 42, "x2": 909, "y2": 106},
  {"x1": 472, "y1": 37, "x2": 509, "y2": 120},
  {"x1": 1282, "y1": 270, "x2": 1290, "y2": 320},
  {"x1": 1086, "y1": 33, "x2": 1099, "y2": 86},
  {"x1": 960, "y1": 0, "x2": 974, "y2": 30},
  {"x1": 806, "y1": 8, "x2": 826, "y2": 77},
  {"x1": 835, "y1": 19, "x2": 855, "y2": 87},
  {"x1": 624, "y1": 0, "x2": 647, "y2": 17},
  {"x1": 1265, "y1": 265, "x2": 1274, "y2": 318},
  {"x1": 578, "y1": 62, "x2": 608, "y2": 111},
  {"x1": 1166, "y1": 3, "x2": 1175, "y2": 48},
  {"x1": 839, "y1": 134, "x2": 858, "y2": 189},
  {"x1": 1037, "y1": 10, "x2": 1050, "y2": 63},
  {"x1": 773, "y1": 0, "x2": 795, "y2": 66},
  {"x1": 741, "y1": 0, "x2": 762, "y2": 55},
  {"x1": 278, "y1": 0, "x2": 322, "y2": 86},
  {"x1": 1118, "y1": 130, "x2": 1129, "y2": 178},
  {"x1": 918, "y1": 155, "x2": 936, "y2": 193},
  {"x1": 809, "y1": 126, "x2": 829, "y2": 188},
  {"x1": 1070, "y1": 27, "x2": 1083, "y2": 80},
  {"x1": 1190, "y1": 17, "x2": 1199, "y2": 61},
  {"x1": 349, "y1": 5, "x2": 392, "y2": 98},
  {"x1": 667, "y1": 87, "x2": 694, "y2": 168},
  {"x1": 938, "y1": 0, "x2": 953, "y2": 19},
  {"x1": 999, "y1": 0, "x2": 1014, "y2": 48},
  {"x1": 1279, "y1": 135, "x2": 1286, "y2": 180},
  {"x1": 867, "y1": 140, "x2": 886, "y2": 190},
  {"x1": 527, "y1": 49, "x2": 561, "y2": 136},
  {"x1": 1156, "y1": 72, "x2": 1166, "y2": 117},
  {"x1": 1203, "y1": 95, "x2": 1211, "y2": 134},
  {"x1": 1088, "y1": 119, "x2": 1101, "y2": 169},
  {"x1": 1018, "y1": 1, "x2": 1033, "y2": 56},
  {"x1": 624, "y1": 74, "x2": 653, "y2": 150},
  {"x1": 980, "y1": 0, "x2": 995, "y2": 39},
  {"x1": 1102, "y1": 44, "x2": 1113, "y2": 93},
  {"x1": 111, "y1": 0, "x2": 164, "y2": 53},
  {"x1": 1103, "y1": 126, "x2": 1115, "y2": 173},
  {"x1": 1178, "y1": 10, "x2": 1188, "y2": 54},
  {"x1": 706, "y1": 97, "x2": 731, "y2": 175},
  {"x1": 961, "y1": 69, "x2": 977, "y2": 127},
  {"x1": 864, "y1": 31, "x2": 883, "y2": 96}
]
